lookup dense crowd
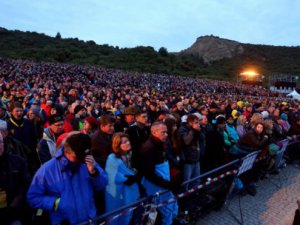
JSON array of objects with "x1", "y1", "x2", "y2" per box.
[{"x1": 1, "y1": 58, "x2": 300, "y2": 225}]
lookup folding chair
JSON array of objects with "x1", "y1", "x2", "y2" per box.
[
  {"x1": 269, "y1": 139, "x2": 289, "y2": 188},
  {"x1": 224, "y1": 151, "x2": 259, "y2": 225}
]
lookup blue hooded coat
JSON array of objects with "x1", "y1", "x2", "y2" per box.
[
  {"x1": 142, "y1": 161, "x2": 178, "y2": 225},
  {"x1": 27, "y1": 148, "x2": 108, "y2": 225},
  {"x1": 105, "y1": 153, "x2": 140, "y2": 225}
]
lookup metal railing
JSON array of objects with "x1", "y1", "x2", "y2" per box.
[{"x1": 78, "y1": 135, "x2": 300, "y2": 225}]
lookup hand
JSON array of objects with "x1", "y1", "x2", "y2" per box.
[
  {"x1": 85, "y1": 155, "x2": 96, "y2": 174},
  {"x1": 124, "y1": 175, "x2": 139, "y2": 185}
]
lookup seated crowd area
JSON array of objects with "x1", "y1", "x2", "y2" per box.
[{"x1": 1, "y1": 58, "x2": 300, "y2": 225}]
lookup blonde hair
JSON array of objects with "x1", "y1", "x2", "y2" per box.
[
  {"x1": 250, "y1": 113, "x2": 263, "y2": 128},
  {"x1": 236, "y1": 115, "x2": 246, "y2": 126}
]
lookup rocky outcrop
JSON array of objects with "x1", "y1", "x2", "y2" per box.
[{"x1": 181, "y1": 35, "x2": 244, "y2": 63}]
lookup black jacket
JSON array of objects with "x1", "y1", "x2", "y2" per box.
[
  {"x1": 7, "y1": 116, "x2": 37, "y2": 152},
  {"x1": 0, "y1": 152, "x2": 31, "y2": 207},
  {"x1": 126, "y1": 124, "x2": 150, "y2": 169},
  {"x1": 91, "y1": 130, "x2": 112, "y2": 168},
  {"x1": 4, "y1": 135, "x2": 40, "y2": 175},
  {"x1": 140, "y1": 136, "x2": 170, "y2": 189},
  {"x1": 238, "y1": 129, "x2": 268, "y2": 150},
  {"x1": 178, "y1": 123, "x2": 201, "y2": 163},
  {"x1": 204, "y1": 126, "x2": 225, "y2": 171}
]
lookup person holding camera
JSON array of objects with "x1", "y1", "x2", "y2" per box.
[
  {"x1": 27, "y1": 132, "x2": 108, "y2": 225},
  {"x1": 178, "y1": 114, "x2": 202, "y2": 188}
]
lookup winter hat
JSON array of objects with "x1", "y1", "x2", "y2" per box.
[
  {"x1": 193, "y1": 112, "x2": 203, "y2": 120},
  {"x1": 74, "y1": 105, "x2": 86, "y2": 115},
  {"x1": 30, "y1": 105, "x2": 41, "y2": 117},
  {"x1": 181, "y1": 115, "x2": 188, "y2": 123},
  {"x1": 48, "y1": 114, "x2": 65, "y2": 125},
  {"x1": 65, "y1": 133, "x2": 92, "y2": 163},
  {"x1": 216, "y1": 114, "x2": 226, "y2": 125},
  {"x1": 261, "y1": 111, "x2": 269, "y2": 119},
  {"x1": 210, "y1": 102, "x2": 219, "y2": 109},
  {"x1": 85, "y1": 116, "x2": 99, "y2": 129},
  {"x1": 237, "y1": 101, "x2": 244, "y2": 108},
  {"x1": 114, "y1": 109, "x2": 122, "y2": 117},
  {"x1": 51, "y1": 103, "x2": 64, "y2": 115},
  {"x1": 231, "y1": 109, "x2": 241, "y2": 119},
  {"x1": 280, "y1": 113, "x2": 288, "y2": 121}
]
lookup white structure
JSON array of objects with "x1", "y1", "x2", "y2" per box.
[
  {"x1": 287, "y1": 90, "x2": 300, "y2": 100},
  {"x1": 270, "y1": 86, "x2": 295, "y2": 94}
]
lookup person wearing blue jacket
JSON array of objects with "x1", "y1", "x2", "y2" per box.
[
  {"x1": 27, "y1": 133, "x2": 108, "y2": 225},
  {"x1": 105, "y1": 132, "x2": 140, "y2": 225}
]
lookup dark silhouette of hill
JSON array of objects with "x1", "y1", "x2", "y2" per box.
[
  {"x1": 180, "y1": 35, "x2": 300, "y2": 78},
  {"x1": 1, "y1": 28, "x2": 300, "y2": 80}
]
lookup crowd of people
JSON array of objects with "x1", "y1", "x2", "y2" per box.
[{"x1": 1, "y1": 58, "x2": 300, "y2": 225}]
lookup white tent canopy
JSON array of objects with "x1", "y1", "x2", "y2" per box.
[{"x1": 287, "y1": 90, "x2": 300, "y2": 100}]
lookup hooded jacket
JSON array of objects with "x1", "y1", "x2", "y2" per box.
[
  {"x1": 37, "y1": 127, "x2": 57, "y2": 164},
  {"x1": 27, "y1": 148, "x2": 108, "y2": 225}
]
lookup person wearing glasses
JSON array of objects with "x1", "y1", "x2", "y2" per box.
[{"x1": 37, "y1": 114, "x2": 65, "y2": 164}]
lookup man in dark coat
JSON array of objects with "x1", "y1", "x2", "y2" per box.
[
  {"x1": 114, "y1": 106, "x2": 136, "y2": 132},
  {"x1": 126, "y1": 109, "x2": 150, "y2": 170},
  {"x1": 204, "y1": 115, "x2": 226, "y2": 172},
  {"x1": 0, "y1": 132, "x2": 32, "y2": 225},
  {"x1": 91, "y1": 114, "x2": 115, "y2": 215},
  {"x1": 7, "y1": 102, "x2": 37, "y2": 153},
  {"x1": 37, "y1": 114, "x2": 65, "y2": 164},
  {"x1": 1, "y1": 116, "x2": 40, "y2": 176},
  {"x1": 178, "y1": 114, "x2": 201, "y2": 187},
  {"x1": 140, "y1": 121, "x2": 178, "y2": 225},
  {"x1": 91, "y1": 114, "x2": 115, "y2": 169}
]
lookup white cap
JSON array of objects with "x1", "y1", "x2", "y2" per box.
[
  {"x1": 261, "y1": 111, "x2": 269, "y2": 119},
  {"x1": 181, "y1": 115, "x2": 188, "y2": 123},
  {"x1": 193, "y1": 112, "x2": 203, "y2": 120}
]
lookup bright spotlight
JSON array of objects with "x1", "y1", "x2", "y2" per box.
[{"x1": 240, "y1": 71, "x2": 259, "y2": 77}]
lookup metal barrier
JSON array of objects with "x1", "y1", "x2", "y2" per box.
[
  {"x1": 78, "y1": 159, "x2": 240, "y2": 225},
  {"x1": 78, "y1": 135, "x2": 300, "y2": 225}
]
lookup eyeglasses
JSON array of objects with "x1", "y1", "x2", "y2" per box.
[{"x1": 53, "y1": 123, "x2": 64, "y2": 127}]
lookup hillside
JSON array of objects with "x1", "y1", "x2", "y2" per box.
[
  {"x1": 1, "y1": 28, "x2": 300, "y2": 80},
  {"x1": 180, "y1": 35, "x2": 300, "y2": 78},
  {"x1": 181, "y1": 35, "x2": 244, "y2": 63}
]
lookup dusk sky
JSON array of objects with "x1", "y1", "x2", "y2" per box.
[{"x1": 1, "y1": 0, "x2": 299, "y2": 52}]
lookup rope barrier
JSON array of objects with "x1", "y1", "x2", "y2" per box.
[
  {"x1": 92, "y1": 169, "x2": 237, "y2": 224},
  {"x1": 79, "y1": 135, "x2": 300, "y2": 225}
]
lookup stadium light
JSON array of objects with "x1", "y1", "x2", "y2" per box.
[{"x1": 240, "y1": 70, "x2": 259, "y2": 77}]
